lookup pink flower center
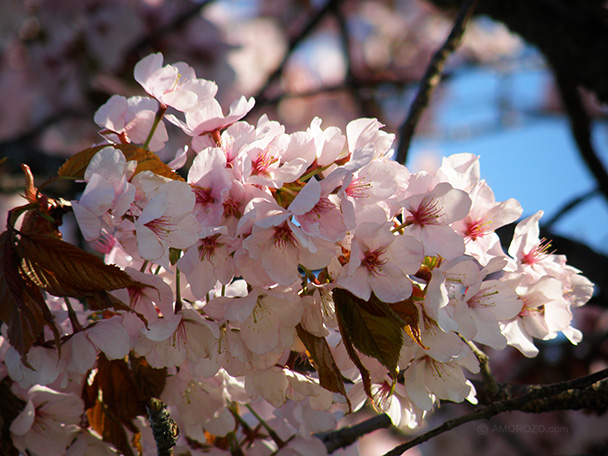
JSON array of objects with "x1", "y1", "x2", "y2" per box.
[
  {"x1": 362, "y1": 248, "x2": 388, "y2": 276},
  {"x1": 273, "y1": 222, "x2": 298, "y2": 250},
  {"x1": 522, "y1": 238, "x2": 553, "y2": 265},
  {"x1": 311, "y1": 197, "x2": 335, "y2": 216},
  {"x1": 345, "y1": 177, "x2": 371, "y2": 199},
  {"x1": 90, "y1": 229, "x2": 117, "y2": 254},
  {"x1": 193, "y1": 185, "x2": 215, "y2": 206},
  {"x1": 144, "y1": 216, "x2": 172, "y2": 241},
  {"x1": 465, "y1": 218, "x2": 492, "y2": 241},
  {"x1": 253, "y1": 150, "x2": 278, "y2": 176},
  {"x1": 406, "y1": 199, "x2": 443, "y2": 226},
  {"x1": 223, "y1": 198, "x2": 240, "y2": 218},
  {"x1": 198, "y1": 236, "x2": 219, "y2": 261}
]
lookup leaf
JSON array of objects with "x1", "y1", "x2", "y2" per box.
[
  {"x1": 17, "y1": 231, "x2": 144, "y2": 298},
  {"x1": 332, "y1": 288, "x2": 404, "y2": 378},
  {"x1": 296, "y1": 324, "x2": 352, "y2": 412},
  {"x1": 58, "y1": 144, "x2": 184, "y2": 181},
  {"x1": 388, "y1": 296, "x2": 427, "y2": 350},
  {"x1": 0, "y1": 231, "x2": 57, "y2": 359},
  {"x1": 84, "y1": 354, "x2": 148, "y2": 456},
  {"x1": 129, "y1": 354, "x2": 167, "y2": 402}
]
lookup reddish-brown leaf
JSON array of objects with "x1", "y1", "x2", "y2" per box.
[
  {"x1": 58, "y1": 144, "x2": 184, "y2": 182},
  {"x1": 17, "y1": 231, "x2": 144, "y2": 298},
  {"x1": 83, "y1": 354, "x2": 148, "y2": 456},
  {"x1": 296, "y1": 324, "x2": 352, "y2": 412},
  {"x1": 0, "y1": 231, "x2": 57, "y2": 359},
  {"x1": 388, "y1": 297, "x2": 427, "y2": 350}
]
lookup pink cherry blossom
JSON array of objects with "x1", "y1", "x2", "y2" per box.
[
  {"x1": 131, "y1": 172, "x2": 200, "y2": 262},
  {"x1": 134, "y1": 52, "x2": 218, "y2": 112},
  {"x1": 336, "y1": 222, "x2": 423, "y2": 303},
  {"x1": 10, "y1": 385, "x2": 84, "y2": 456},
  {"x1": 399, "y1": 182, "x2": 471, "y2": 259},
  {"x1": 94, "y1": 95, "x2": 168, "y2": 151}
]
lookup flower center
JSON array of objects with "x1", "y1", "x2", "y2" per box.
[
  {"x1": 144, "y1": 216, "x2": 172, "y2": 241},
  {"x1": 362, "y1": 248, "x2": 388, "y2": 276},
  {"x1": 522, "y1": 238, "x2": 553, "y2": 265},
  {"x1": 253, "y1": 150, "x2": 278, "y2": 176},
  {"x1": 406, "y1": 199, "x2": 443, "y2": 226},
  {"x1": 193, "y1": 185, "x2": 215, "y2": 206},
  {"x1": 345, "y1": 177, "x2": 371, "y2": 199},
  {"x1": 465, "y1": 218, "x2": 492, "y2": 241},
  {"x1": 273, "y1": 222, "x2": 298, "y2": 250}
]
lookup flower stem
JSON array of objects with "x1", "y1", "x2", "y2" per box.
[{"x1": 143, "y1": 104, "x2": 167, "y2": 150}]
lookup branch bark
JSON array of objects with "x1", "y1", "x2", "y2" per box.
[
  {"x1": 426, "y1": 0, "x2": 608, "y2": 104},
  {"x1": 395, "y1": 0, "x2": 479, "y2": 165},
  {"x1": 382, "y1": 367, "x2": 608, "y2": 456}
]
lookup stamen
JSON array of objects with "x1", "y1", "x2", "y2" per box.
[
  {"x1": 273, "y1": 222, "x2": 298, "y2": 249},
  {"x1": 362, "y1": 249, "x2": 388, "y2": 277},
  {"x1": 193, "y1": 185, "x2": 215, "y2": 206},
  {"x1": 406, "y1": 199, "x2": 443, "y2": 226},
  {"x1": 345, "y1": 177, "x2": 372, "y2": 199},
  {"x1": 522, "y1": 238, "x2": 554, "y2": 265}
]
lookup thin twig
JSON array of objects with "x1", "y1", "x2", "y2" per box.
[
  {"x1": 553, "y1": 69, "x2": 608, "y2": 203},
  {"x1": 252, "y1": 0, "x2": 340, "y2": 105},
  {"x1": 315, "y1": 413, "x2": 392, "y2": 453},
  {"x1": 395, "y1": 0, "x2": 479, "y2": 165},
  {"x1": 542, "y1": 187, "x2": 600, "y2": 230},
  {"x1": 460, "y1": 337, "x2": 502, "y2": 401},
  {"x1": 382, "y1": 367, "x2": 608, "y2": 456}
]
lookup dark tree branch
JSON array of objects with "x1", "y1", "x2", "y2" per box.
[
  {"x1": 316, "y1": 413, "x2": 392, "y2": 453},
  {"x1": 542, "y1": 187, "x2": 600, "y2": 230},
  {"x1": 383, "y1": 368, "x2": 608, "y2": 456},
  {"x1": 252, "y1": 0, "x2": 341, "y2": 106},
  {"x1": 553, "y1": 70, "x2": 608, "y2": 204},
  {"x1": 395, "y1": 0, "x2": 479, "y2": 165},
  {"x1": 426, "y1": 0, "x2": 608, "y2": 104}
]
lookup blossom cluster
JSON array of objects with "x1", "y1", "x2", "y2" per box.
[{"x1": 0, "y1": 53, "x2": 593, "y2": 456}]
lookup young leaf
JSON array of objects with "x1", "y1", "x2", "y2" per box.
[
  {"x1": 16, "y1": 231, "x2": 145, "y2": 298},
  {"x1": 333, "y1": 288, "x2": 404, "y2": 378},
  {"x1": 0, "y1": 231, "x2": 57, "y2": 359},
  {"x1": 296, "y1": 324, "x2": 352, "y2": 412},
  {"x1": 58, "y1": 144, "x2": 184, "y2": 181},
  {"x1": 83, "y1": 354, "x2": 148, "y2": 456}
]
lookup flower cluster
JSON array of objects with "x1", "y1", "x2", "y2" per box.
[{"x1": 0, "y1": 53, "x2": 593, "y2": 456}]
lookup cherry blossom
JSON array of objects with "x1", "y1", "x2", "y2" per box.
[
  {"x1": 10, "y1": 385, "x2": 84, "y2": 456},
  {"x1": 336, "y1": 222, "x2": 424, "y2": 303}
]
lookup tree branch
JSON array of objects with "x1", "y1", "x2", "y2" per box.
[
  {"x1": 553, "y1": 69, "x2": 608, "y2": 204},
  {"x1": 382, "y1": 367, "x2": 608, "y2": 456},
  {"x1": 315, "y1": 413, "x2": 392, "y2": 453},
  {"x1": 426, "y1": 0, "x2": 608, "y2": 104},
  {"x1": 252, "y1": 0, "x2": 341, "y2": 106},
  {"x1": 395, "y1": 0, "x2": 479, "y2": 165}
]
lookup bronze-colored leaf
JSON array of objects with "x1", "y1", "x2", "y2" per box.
[
  {"x1": 0, "y1": 231, "x2": 57, "y2": 359},
  {"x1": 130, "y1": 354, "x2": 167, "y2": 402},
  {"x1": 296, "y1": 324, "x2": 352, "y2": 412},
  {"x1": 333, "y1": 288, "x2": 404, "y2": 378},
  {"x1": 58, "y1": 144, "x2": 184, "y2": 182},
  {"x1": 83, "y1": 354, "x2": 149, "y2": 456},
  {"x1": 388, "y1": 297, "x2": 427, "y2": 350},
  {"x1": 17, "y1": 231, "x2": 144, "y2": 298}
]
